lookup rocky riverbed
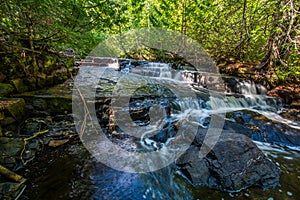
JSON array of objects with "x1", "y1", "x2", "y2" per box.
[{"x1": 1, "y1": 59, "x2": 300, "y2": 199}]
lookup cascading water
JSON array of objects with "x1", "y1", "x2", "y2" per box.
[{"x1": 26, "y1": 61, "x2": 300, "y2": 200}]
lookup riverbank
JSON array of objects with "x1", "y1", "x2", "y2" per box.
[{"x1": 1, "y1": 58, "x2": 300, "y2": 199}]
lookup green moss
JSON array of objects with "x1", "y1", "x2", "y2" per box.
[
  {"x1": 5, "y1": 98, "x2": 27, "y2": 120},
  {"x1": 11, "y1": 79, "x2": 30, "y2": 93},
  {"x1": 0, "y1": 83, "x2": 14, "y2": 97}
]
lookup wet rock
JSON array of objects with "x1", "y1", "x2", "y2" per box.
[
  {"x1": 224, "y1": 110, "x2": 300, "y2": 147},
  {"x1": 176, "y1": 132, "x2": 281, "y2": 192},
  {"x1": 21, "y1": 118, "x2": 48, "y2": 136},
  {"x1": 0, "y1": 137, "x2": 24, "y2": 170},
  {"x1": 0, "y1": 182, "x2": 26, "y2": 200}
]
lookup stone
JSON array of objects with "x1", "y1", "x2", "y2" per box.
[
  {"x1": 48, "y1": 139, "x2": 69, "y2": 147},
  {"x1": 224, "y1": 110, "x2": 300, "y2": 147},
  {"x1": 11, "y1": 79, "x2": 29, "y2": 93},
  {"x1": 0, "y1": 182, "x2": 26, "y2": 199},
  {"x1": 2, "y1": 98, "x2": 26, "y2": 121},
  {"x1": 0, "y1": 137, "x2": 24, "y2": 170},
  {"x1": 176, "y1": 132, "x2": 281, "y2": 192},
  {"x1": 1, "y1": 117, "x2": 16, "y2": 126},
  {"x1": 21, "y1": 118, "x2": 48, "y2": 136},
  {"x1": 0, "y1": 84, "x2": 14, "y2": 97}
]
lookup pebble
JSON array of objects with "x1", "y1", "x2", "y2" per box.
[
  {"x1": 267, "y1": 198, "x2": 274, "y2": 200},
  {"x1": 278, "y1": 189, "x2": 282, "y2": 193},
  {"x1": 287, "y1": 191, "x2": 293, "y2": 196},
  {"x1": 244, "y1": 193, "x2": 250, "y2": 197}
]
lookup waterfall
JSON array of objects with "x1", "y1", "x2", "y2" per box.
[{"x1": 236, "y1": 80, "x2": 267, "y2": 95}]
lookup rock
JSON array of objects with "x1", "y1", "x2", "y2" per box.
[
  {"x1": 0, "y1": 84, "x2": 14, "y2": 97},
  {"x1": 48, "y1": 139, "x2": 69, "y2": 147},
  {"x1": 11, "y1": 79, "x2": 30, "y2": 93},
  {"x1": 1, "y1": 117, "x2": 16, "y2": 126},
  {"x1": 224, "y1": 110, "x2": 300, "y2": 146},
  {"x1": 268, "y1": 85, "x2": 300, "y2": 105},
  {"x1": 176, "y1": 132, "x2": 280, "y2": 192},
  {"x1": 0, "y1": 137, "x2": 24, "y2": 170},
  {"x1": 21, "y1": 118, "x2": 48, "y2": 136},
  {"x1": 0, "y1": 182, "x2": 26, "y2": 200},
  {"x1": 3, "y1": 98, "x2": 26, "y2": 121},
  {"x1": 0, "y1": 98, "x2": 27, "y2": 127}
]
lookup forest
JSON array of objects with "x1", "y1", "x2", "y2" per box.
[
  {"x1": 0, "y1": 0, "x2": 299, "y2": 86},
  {"x1": 0, "y1": 0, "x2": 300, "y2": 199}
]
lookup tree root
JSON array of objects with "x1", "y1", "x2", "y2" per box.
[{"x1": 20, "y1": 130, "x2": 48, "y2": 165}]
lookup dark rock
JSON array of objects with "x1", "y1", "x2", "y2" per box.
[
  {"x1": 176, "y1": 132, "x2": 281, "y2": 192},
  {"x1": 0, "y1": 98, "x2": 27, "y2": 127},
  {"x1": 1, "y1": 117, "x2": 16, "y2": 126},
  {"x1": 0, "y1": 182, "x2": 26, "y2": 200},
  {"x1": 0, "y1": 137, "x2": 24, "y2": 170},
  {"x1": 21, "y1": 118, "x2": 48, "y2": 136},
  {"x1": 224, "y1": 110, "x2": 300, "y2": 147}
]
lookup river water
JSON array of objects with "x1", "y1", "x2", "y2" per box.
[{"x1": 21, "y1": 62, "x2": 300, "y2": 199}]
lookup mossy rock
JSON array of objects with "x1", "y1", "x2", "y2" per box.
[
  {"x1": 1, "y1": 117, "x2": 16, "y2": 126},
  {"x1": 0, "y1": 84, "x2": 14, "y2": 97},
  {"x1": 11, "y1": 79, "x2": 30, "y2": 93},
  {"x1": 1, "y1": 98, "x2": 27, "y2": 122},
  {"x1": 0, "y1": 137, "x2": 24, "y2": 169}
]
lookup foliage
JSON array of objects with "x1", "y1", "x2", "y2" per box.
[{"x1": 0, "y1": 0, "x2": 299, "y2": 86}]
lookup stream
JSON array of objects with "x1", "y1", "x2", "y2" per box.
[{"x1": 20, "y1": 61, "x2": 300, "y2": 200}]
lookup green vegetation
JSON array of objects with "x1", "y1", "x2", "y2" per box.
[{"x1": 0, "y1": 0, "x2": 299, "y2": 86}]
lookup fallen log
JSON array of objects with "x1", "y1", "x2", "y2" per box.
[{"x1": 0, "y1": 164, "x2": 26, "y2": 183}]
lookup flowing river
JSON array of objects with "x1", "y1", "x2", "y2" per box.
[{"x1": 20, "y1": 61, "x2": 300, "y2": 200}]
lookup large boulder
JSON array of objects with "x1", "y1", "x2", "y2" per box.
[{"x1": 176, "y1": 132, "x2": 280, "y2": 192}]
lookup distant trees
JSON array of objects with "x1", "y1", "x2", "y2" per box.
[{"x1": 0, "y1": 0, "x2": 298, "y2": 85}]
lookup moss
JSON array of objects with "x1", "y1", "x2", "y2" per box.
[
  {"x1": 4, "y1": 98, "x2": 27, "y2": 120},
  {"x1": 11, "y1": 79, "x2": 30, "y2": 93},
  {"x1": 0, "y1": 83, "x2": 14, "y2": 97}
]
